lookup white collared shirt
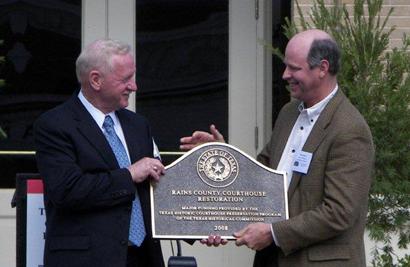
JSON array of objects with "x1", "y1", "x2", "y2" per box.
[{"x1": 78, "y1": 90, "x2": 131, "y2": 162}]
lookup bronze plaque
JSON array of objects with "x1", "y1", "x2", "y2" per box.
[{"x1": 150, "y1": 143, "x2": 288, "y2": 239}]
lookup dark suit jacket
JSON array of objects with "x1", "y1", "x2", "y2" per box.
[
  {"x1": 34, "y1": 95, "x2": 164, "y2": 267},
  {"x1": 254, "y1": 90, "x2": 374, "y2": 267}
]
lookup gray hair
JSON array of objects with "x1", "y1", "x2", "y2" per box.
[
  {"x1": 307, "y1": 38, "x2": 340, "y2": 75},
  {"x1": 75, "y1": 39, "x2": 131, "y2": 83}
]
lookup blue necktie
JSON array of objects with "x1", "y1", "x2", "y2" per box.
[{"x1": 103, "y1": 115, "x2": 146, "y2": 246}]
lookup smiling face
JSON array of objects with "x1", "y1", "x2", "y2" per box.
[
  {"x1": 95, "y1": 53, "x2": 137, "y2": 113},
  {"x1": 282, "y1": 36, "x2": 322, "y2": 107},
  {"x1": 281, "y1": 29, "x2": 340, "y2": 108}
]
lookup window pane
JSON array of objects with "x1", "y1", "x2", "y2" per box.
[
  {"x1": 135, "y1": 0, "x2": 228, "y2": 154},
  {"x1": 0, "y1": 0, "x2": 81, "y2": 187}
]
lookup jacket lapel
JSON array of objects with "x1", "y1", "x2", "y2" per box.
[
  {"x1": 272, "y1": 102, "x2": 300, "y2": 168},
  {"x1": 116, "y1": 110, "x2": 144, "y2": 163},
  {"x1": 67, "y1": 96, "x2": 119, "y2": 168},
  {"x1": 287, "y1": 90, "x2": 346, "y2": 199}
]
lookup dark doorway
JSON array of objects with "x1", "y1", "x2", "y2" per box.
[
  {"x1": 271, "y1": 0, "x2": 291, "y2": 125},
  {"x1": 134, "y1": 0, "x2": 228, "y2": 157}
]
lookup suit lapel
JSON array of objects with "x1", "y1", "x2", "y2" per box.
[
  {"x1": 287, "y1": 90, "x2": 345, "y2": 199},
  {"x1": 117, "y1": 110, "x2": 150, "y2": 205},
  {"x1": 67, "y1": 96, "x2": 119, "y2": 168},
  {"x1": 272, "y1": 102, "x2": 300, "y2": 168},
  {"x1": 117, "y1": 110, "x2": 143, "y2": 163}
]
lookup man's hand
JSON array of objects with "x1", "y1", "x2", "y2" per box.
[
  {"x1": 127, "y1": 157, "x2": 164, "y2": 183},
  {"x1": 180, "y1": 124, "x2": 225, "y2": 151},
  {"x1": 234, "y1": 223, "x2": 273, "y2": 251},
  {"x1": 200, "y1": 235, "x2": 228, "y2": 247}
]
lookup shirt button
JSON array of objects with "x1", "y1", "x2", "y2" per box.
[
  {"x1": 300, "y1": 126, "x2": 304, "y2": 130},
  {"x1": 121, "y1": 240, "x2": 127, "y2": 246},
  {"x1": 292, "y1": 149, "x2": 295, "y2": 153}
]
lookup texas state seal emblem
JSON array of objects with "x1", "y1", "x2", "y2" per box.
[{"x1": 197, "y1": 148, "x2": 239, "y2": 188}]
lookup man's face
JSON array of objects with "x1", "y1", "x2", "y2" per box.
[
  {"x1": 282, "y1": 40, "x2": 321, "y2": 106},
  {"x1": 99, "y1": 53, "x2": 137, "y2": 112}
]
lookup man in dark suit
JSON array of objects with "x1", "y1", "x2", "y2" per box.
[
  {"x1": 180, "y1": 29, "x2": 374, "y2": 266},
  {"x1": 34, "y1": 39, "x2": 165, "y2": 267}
]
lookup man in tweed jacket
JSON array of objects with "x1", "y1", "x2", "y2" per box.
[{"x1": 180, "y1": 29, "x2": 374, "y2": 266}]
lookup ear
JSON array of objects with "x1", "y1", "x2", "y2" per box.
[
  {"x1": 319, "y1": 59, "x2": 330, "y2": 78},
  {"x1": 89, "y1": 70, "x2": 103, "y2": 90}
]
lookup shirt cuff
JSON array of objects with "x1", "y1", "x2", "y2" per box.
[{"x1": 270, "y1": 224, "x2": 280, "y2": 247}]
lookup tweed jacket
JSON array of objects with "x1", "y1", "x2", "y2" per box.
[{"x1": 254, "y1": 89, "x2": 374, "y2": 267}]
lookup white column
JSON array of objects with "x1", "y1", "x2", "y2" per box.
[
  {"x1": 0, "y1": 190, "x2": 17, "y2": 267},
  {"x1": 82, "y1": 0, "x2": 108, "y2": 46},
  {"x1": 229, "y1": 0, "x2": 258, "y2": 156},
  {"x1": 229, "y1": 0, "x2": 272, "y2": 157}
]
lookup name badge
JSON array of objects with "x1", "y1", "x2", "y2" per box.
[{"x1": 292, "y1": 150, "x2": 312, "y2": 174}]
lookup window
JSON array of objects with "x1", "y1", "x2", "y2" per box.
[{"x1": 0, "y1": 0, "x2": 81, "y2": 187}]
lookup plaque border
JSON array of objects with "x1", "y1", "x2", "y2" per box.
[{"x1": 150, "y1": 142, "x2": 289, "y2": 239}]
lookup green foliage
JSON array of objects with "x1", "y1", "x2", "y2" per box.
[
  {"x1": 0, "y1": 127, "x2": 6, "y2": 139},
  {"x1": 281, "y1": 0, "x2": 410, "y2": 266}
]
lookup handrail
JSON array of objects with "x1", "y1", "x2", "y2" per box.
[{"x1": 0, "y1": 151, "x2": 36, "y2": 155}]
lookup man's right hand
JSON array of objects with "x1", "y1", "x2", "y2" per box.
[
  {"x1": 200, "y1": 235, "x2": 228, "y2": 247},
  {"x1": 127, "y1": 157, "x2": 164, "y2": 183},
  {"x1": 179, "y1": 124, "x2": 225, "y2": 151}
]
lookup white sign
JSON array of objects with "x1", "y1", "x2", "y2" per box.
[{"x1": 26, "y1": 179, "x2": 45, "y2": 267}]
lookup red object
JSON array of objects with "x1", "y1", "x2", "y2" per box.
[{"x1": 27, "y1": 179, "x2": 44, "y2": 194}]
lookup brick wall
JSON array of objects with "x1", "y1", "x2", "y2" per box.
[{"x1": 293, "y1": 0, "x2": 410, "y2": 50}]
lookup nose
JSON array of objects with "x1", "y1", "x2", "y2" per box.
[
  {"x1": 127, "y1": 80, "x2": 137, "y2": 92},
  {"x1": 282, "y1": 67, "x2": 290, "y2": 81}
]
